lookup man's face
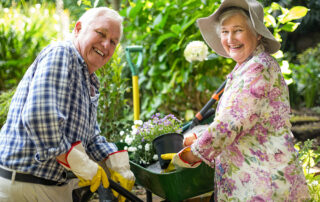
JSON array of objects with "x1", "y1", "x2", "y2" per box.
[{"x1": 74, "y1": 15, "x2": 121, "y2": 74}]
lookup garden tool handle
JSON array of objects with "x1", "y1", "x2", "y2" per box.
[
  {"x1": 189, "y1": 80, "x2": 227, "y2": 129},
  {"x1": 125, "y1": 46, "x2": 143, "y2": 76}
]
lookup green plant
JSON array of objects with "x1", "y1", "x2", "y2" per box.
[
  {"x1": 295, "y1": 139, "x2": 320, "y2": 201},
  {"x1": 123, "y1": 113, "x2": 182, "y2": 165},
  {"x1": 0, "y1": 88, "x2": 16, "y2": 128},
  {"x1": 292, "y1": 43, "x2": 320, "y2": 108},
  {"x1": 0, "y1": 3, "x2": 63, "y2": 91},
  {"x1": 96, "y1": 45, "x2": 132, "y2": 142}
]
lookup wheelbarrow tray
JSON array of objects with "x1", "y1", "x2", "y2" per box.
[{"x1": 130, "y1": 160, "x2": 214, "y2": 202}]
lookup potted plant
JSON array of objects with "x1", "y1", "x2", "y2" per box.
[{"x1": 123, "y1": 113, "x2": 183, "y2": 168}]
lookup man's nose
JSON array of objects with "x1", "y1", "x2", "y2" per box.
[{"x1": 102, "y1": 40, "x2": 110, "y2": 49}]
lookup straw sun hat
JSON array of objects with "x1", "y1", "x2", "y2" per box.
[{"x1": 197, "y1": 0, "x2": 280, "y2": 57}]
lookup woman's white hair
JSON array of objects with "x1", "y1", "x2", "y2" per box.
[
  {"x1": 75, "y1": 7, "x2": 123, "y2": 39},
  {"x1": 216, "y1": 8, "x2": 258, "y2": 37}
]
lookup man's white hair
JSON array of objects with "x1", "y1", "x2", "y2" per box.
[{"x1": 76, "y1": 7, "x2": 123, "y2": 39}]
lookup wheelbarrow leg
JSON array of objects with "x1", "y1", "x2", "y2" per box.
[{"x1": 146, "y1": 189, "x2": 152, "y2": 202}]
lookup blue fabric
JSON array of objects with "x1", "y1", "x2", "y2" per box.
[{"x1": 0, "y1": 40, "x2": 117, "y2": 182}]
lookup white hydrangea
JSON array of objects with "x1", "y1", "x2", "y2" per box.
[{"x1": 184, "y1": 41, "x2": 209, "y2": 63}]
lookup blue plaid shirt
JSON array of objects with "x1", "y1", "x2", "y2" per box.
[{"x1": 0, "y1": 40, "x2": 117, "y2": 182}]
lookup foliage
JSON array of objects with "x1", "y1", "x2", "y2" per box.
[
  {"x1": 0, "y1": 89, "x2": 15, "y2": 128},
  {"x1": 123, "y1": 113, "x2": 182, "y2": 165},
  {"x1": 296, "y1": 139, "x2": 320, "y2": 200},
  {"x1": 0, "y1": 3, "x2": 63, "y2": 91},
  {"x1": 289, "y1": 43, "x2": 320, "y2": 108},
  {"x1": 96, "y1": 45, "x2": 132, "y2": 142},
  {"x1": 119, "y1": 0, "x2": 234, "y2": 120}
]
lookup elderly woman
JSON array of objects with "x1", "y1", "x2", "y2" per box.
[{"x1": 168, "y1": 0, "x2": 310, "y2": 201}]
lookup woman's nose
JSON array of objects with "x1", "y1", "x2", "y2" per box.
[{"x1": 227, "y1": 33, "x2": 234, "y2": 43}]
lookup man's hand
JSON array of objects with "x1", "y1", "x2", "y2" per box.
[
  {"x1": 57, "y1": 141, "x2": 109, "y2": 192},
  {"x1": 105, "y1": 150, "x2": 135, "y2": 202}
]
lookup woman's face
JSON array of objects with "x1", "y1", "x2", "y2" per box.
[{"x1": 220, "y1": 13, "x2": 260, "y2": 65}]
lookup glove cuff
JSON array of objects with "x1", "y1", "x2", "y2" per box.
[
  {"x1": 173, "y1": 147, "x2": 201, "y2": 168},
  {"x1": 105, "y1": 150, "x2": 129, "y2": 170},
  {"x1": 57, "y1": 141, "x2": 98, "y2": 180}
]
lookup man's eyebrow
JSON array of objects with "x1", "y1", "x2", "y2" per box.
[{"x1": 98, "y1": 28, "x2": 119, "y2": 42}]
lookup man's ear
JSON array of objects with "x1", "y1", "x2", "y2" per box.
[{"x1": 74, "y1": 21, "x2": 82, "y2": 37}]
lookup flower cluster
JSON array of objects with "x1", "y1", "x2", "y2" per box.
[
  {"x1": 123, "y1": 113, "x2": 182, "y2": 166},
  {"x1": 184, "y1": 41, "x2": 209, "y2": 63}
]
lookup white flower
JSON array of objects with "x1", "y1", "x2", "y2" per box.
[
  {"x1": 184, "y1": 41, "x2": 209, "y2": 63},
  {"x1": 131, "y1": 126, "x2": 138, "y2": 135},
  {"x1": 134, "y1": 120, "x2": 143, "y2": 126},
  {"x1": 311, "y1": 180, "x2": 319, "y2": 186},
  {"x1": 153, "y1": 154, "x2": 158, "y2": 160},
  {"x1": 128, "y1": 146, "x2": 137, "y2": 152},
  {"x1": 138, "y1": 145, "x2": 142, "y2": 149},
  {"x1": 120, "y1": 131, "x2": 125, "y2": 136},
  {"x1": 124, "y1": 146, "x2": 128, "y2": 150},
  {"x1": 145, "y1": 143, "x2": 150, "y2": 151},
  {"x1": 125, "y1": 135, "x2": 134, "y2": 145}
]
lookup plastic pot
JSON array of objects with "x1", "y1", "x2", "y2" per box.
[{"x1": 152, "y1": 133, "x2": 183, "y2": 169}]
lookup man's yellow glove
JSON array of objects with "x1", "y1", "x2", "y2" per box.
[
  {"x1": 105, "y1": 150, "x2": 135, "y2": 202},
  {"x1": 161, "y1": 147, "x2": 202, "y2": 172},
  {"x1": 57, "y1": 141, "x2": 109, "y2": 193}
]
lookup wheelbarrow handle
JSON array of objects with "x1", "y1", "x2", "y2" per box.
[{"x1": 101, "y1": 178, "x2": 144, "y2": 202}]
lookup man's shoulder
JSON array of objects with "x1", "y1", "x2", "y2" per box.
[{"x1": 39, "y1": 40, "x2": 75, "y2": 58}]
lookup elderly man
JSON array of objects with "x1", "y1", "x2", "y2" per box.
[{"x1": 0, "y1": 7, "x2": 134, "y2": 202}]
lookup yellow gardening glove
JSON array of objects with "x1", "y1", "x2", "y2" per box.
[
  {"x1": 57, "y1": 142, "x2": 109, "y2": 193},
  {"x1": 77, "y1": 166, "x2": 109, "y2": 192},
  {"x1": 108, "y1": 169, "x2": 135, "y2": 202},
  {"x1": 161, "y1": 147, "x2": 201, "y2": 172},
  {"x1": 105, "y1": 150, "x2": 135, "y2": 202},
  {"x1": 160, "y1": 153, "x2": 176, "y2": 173}
]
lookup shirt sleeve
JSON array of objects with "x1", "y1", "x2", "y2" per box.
[
  {"x1": 21, "y1": 45, "x2": 73, "y2": 162},
  {"x1": 86, "y1": 122, "x2": 118, "y2": 161},
  {"x1": 191, "y1": 62, "x2": 272, "y2": 166}
]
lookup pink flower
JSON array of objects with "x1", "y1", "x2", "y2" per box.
[
  {"x1": 268, "y1": 87, "x2": 281, "y2": 101},
  {"x1": 198, "y1": 130, "x2": 212, "y2": 146},
  {"x1": 228, "y1": 145, "x2": 244, "y2": 167},
  {"x1": 274, "y1": 150, "x2": 284, "y2": 162},
  {"x1": 250, "y1": 84, "x2": 266, "y2": 98},
  {"x1": 239, "y1": 172, "x2": 251, "y2": 185},
  {"x1": 221, "y1": 178, "x2": 236, "y2": 196}
]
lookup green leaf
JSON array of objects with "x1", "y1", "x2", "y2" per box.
[
  {"x1": 281, "y1": 22, "x2": 299, "y2": 32},
  {"x1": 170, "y1": 24, "x2": 181, "y2": 36},
  {"x1": 129, "y1": 1, "x2": 144, "y2": 18},
  {"x1": 155, "y1": 33, "x2": 177, "y2": 46},
  {"x1": 282, "y1": 6, "x2": 308, "y2": 24},
  {"x1": 264, "y1": 14, "x2": 276, "y2": 28}
]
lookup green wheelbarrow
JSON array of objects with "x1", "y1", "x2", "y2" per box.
[{"x1": 125, "y1": 46, "x2": 227, "y2": 202}]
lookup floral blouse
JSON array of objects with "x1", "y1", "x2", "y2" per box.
[{"x1": 191, "y1": 45, "x2": 310, "y2": 201}]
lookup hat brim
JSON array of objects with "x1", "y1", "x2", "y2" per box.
[{"x1": 197, "y1": 0, "x2": 280, "y2": 57}]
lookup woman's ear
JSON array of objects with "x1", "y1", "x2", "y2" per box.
[
  {"x1": 74, "y1": 21, "x2": 82, "y2": 37},
  {"x1": 257, "y1": 34, "x2": 262, "y2": 41}
]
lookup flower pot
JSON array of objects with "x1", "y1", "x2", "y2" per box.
[{"x1": 152, "y1": 133, "x2": 184, "y2": 169}]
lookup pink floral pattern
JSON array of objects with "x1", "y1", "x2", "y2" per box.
[{"x1": 191, "y1": 45, "x2": 310, "y2": 201}]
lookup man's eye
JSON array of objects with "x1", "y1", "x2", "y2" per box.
[
  {"x1": 221, "y1": 30, "x2": 228, "y2": 34},
  {"x1": 96, "y1": 31, "x2": 105, "y2": 37}
]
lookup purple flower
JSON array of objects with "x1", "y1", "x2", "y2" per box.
[{"x1": 216, "y1": 122, "x2": 229, "y2": 133}]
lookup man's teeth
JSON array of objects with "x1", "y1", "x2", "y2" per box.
[{"x1": 94, "y1": 48, "x2": 104, "y2": 56}]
